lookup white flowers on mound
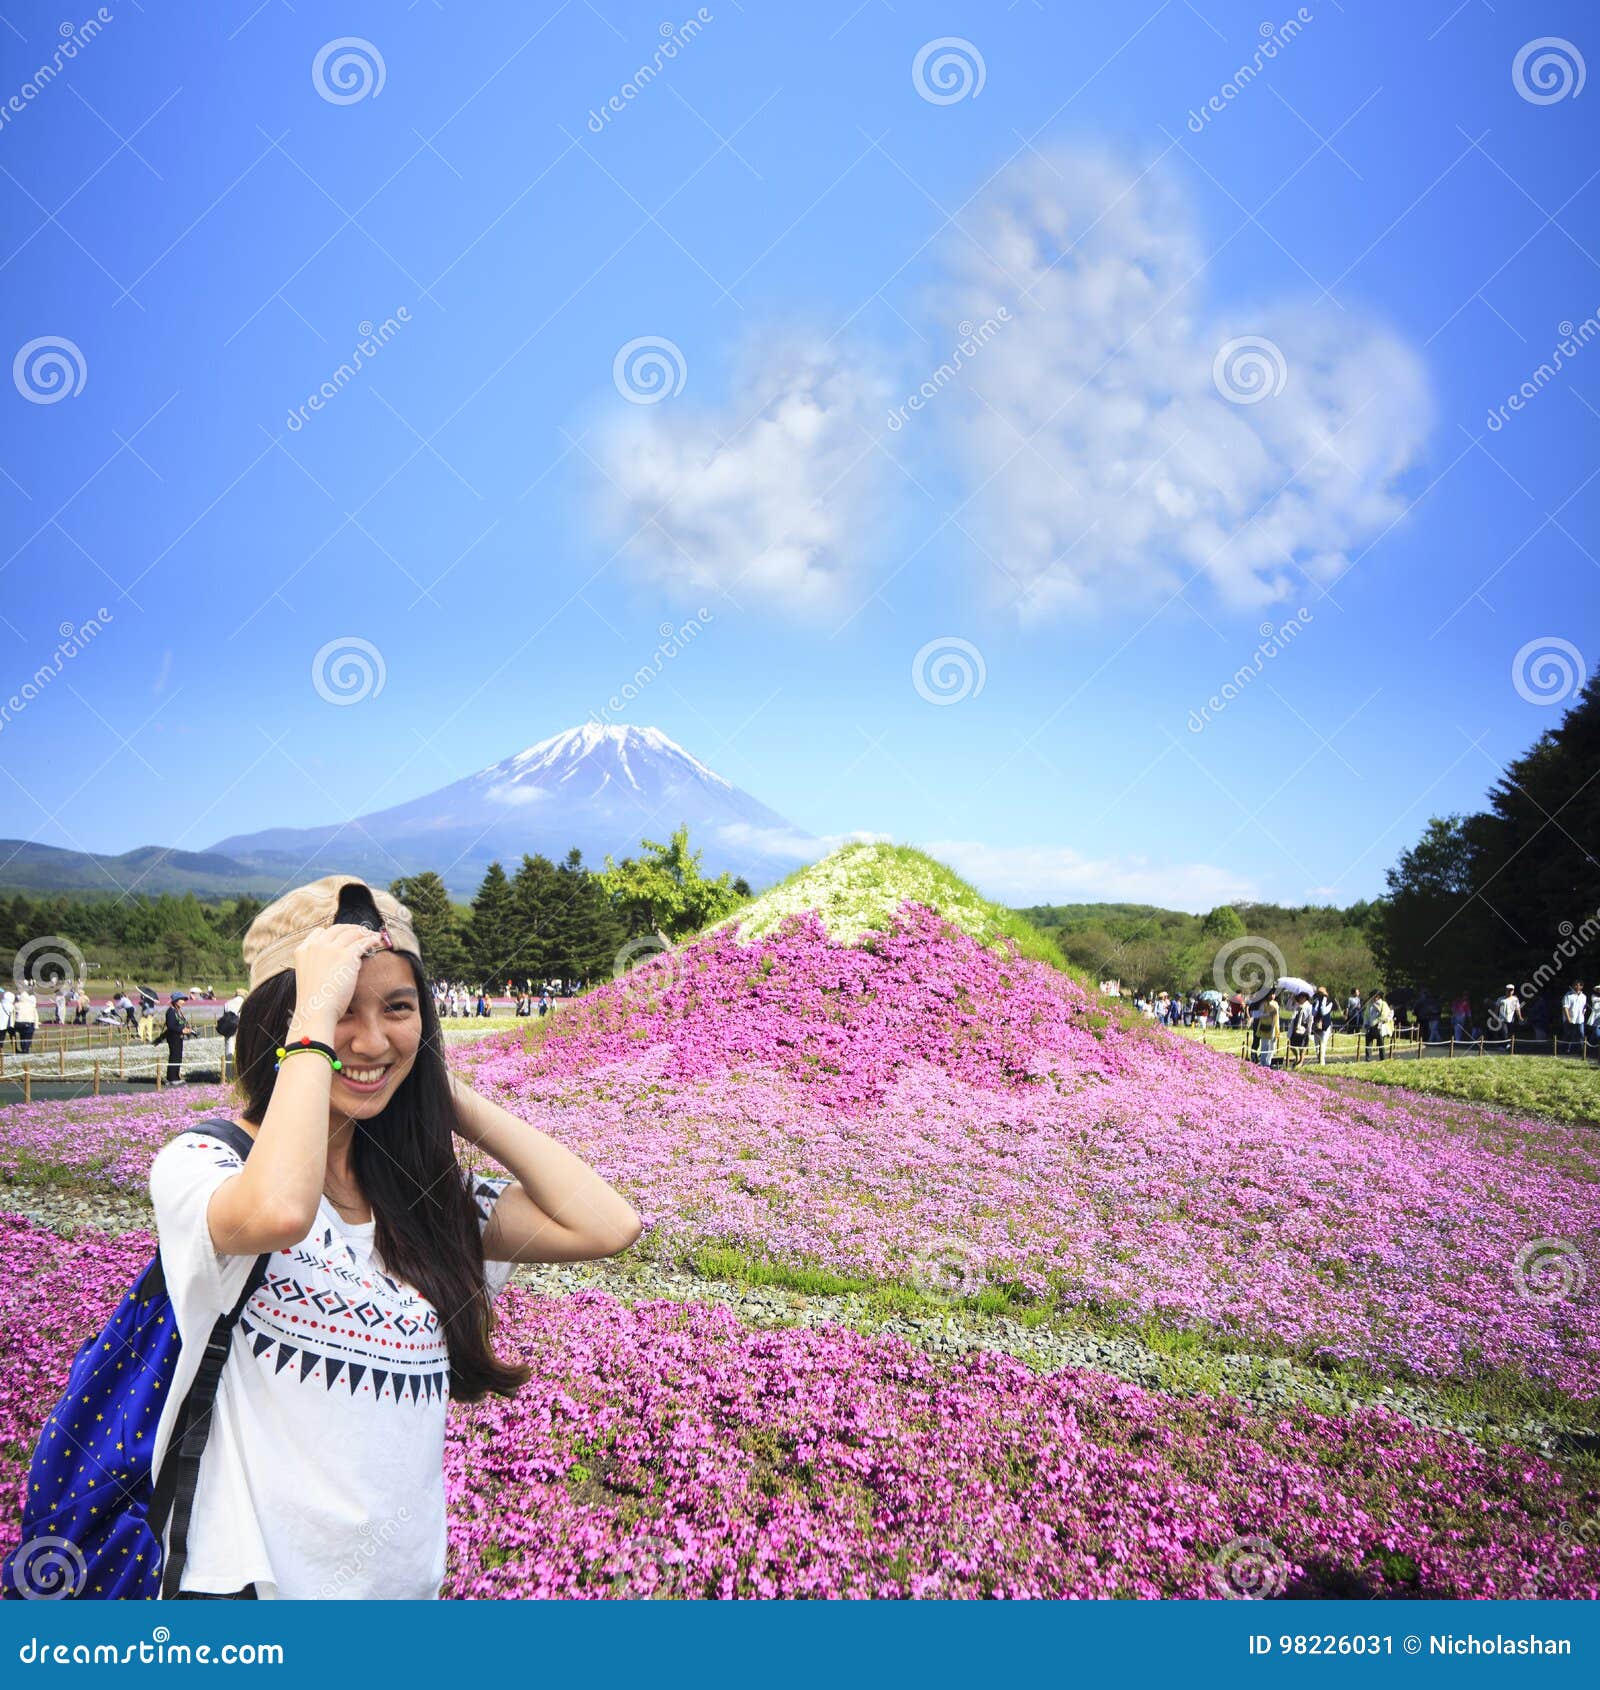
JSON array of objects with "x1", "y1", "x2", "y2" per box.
[{"x1": 709, "y1": 843, "x2": 1003, "y2": 948}]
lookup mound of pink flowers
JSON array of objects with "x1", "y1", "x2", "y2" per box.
[
  {"x1": 1, "y1": 1217, "x2": 1594, "y2": 1600},
  {"x1": 458, "y1": 906, "x2": 1600, "y2": 1395}
]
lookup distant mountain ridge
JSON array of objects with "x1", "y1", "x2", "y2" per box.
[
  {"x1": 0, "y1": 839, "x2": 278, "y2": 897},
  {"x1": 205, "y1": 724, "x2": 809, "y2": 897}
]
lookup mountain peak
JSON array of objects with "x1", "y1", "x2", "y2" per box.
[{"x1": 489, "y1": 724, "x2": 732, "y2": 793}]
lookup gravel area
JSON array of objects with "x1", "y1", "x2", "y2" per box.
[{"x1": 5, "y1": 1178, "x2": 1592, "y2": 1461}]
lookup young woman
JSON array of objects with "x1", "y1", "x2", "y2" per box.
[{"x1": 148, "y1": 875, "x2": 641, "y2": 1600}]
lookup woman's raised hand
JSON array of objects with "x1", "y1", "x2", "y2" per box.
[{"x1": 293, "y1": 924, "x2": 387, "y2": 1028}]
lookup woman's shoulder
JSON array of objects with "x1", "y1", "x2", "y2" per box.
[{"x1": 151, "y1": 1123, "x2": 247, "y2": 1177}]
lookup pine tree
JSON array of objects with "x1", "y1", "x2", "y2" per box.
[
  {"x1": 388, "y1": 871, "x2": 468, "y2": 980},
  {"x1": 509, "y1": 854, "x2": 561, "y2": 988},
  {"x1": 465, "y1": 862, "x2": 518, "y2": 985}
]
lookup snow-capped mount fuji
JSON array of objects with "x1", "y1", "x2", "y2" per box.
[{"x1": 205, "y1": 725, "x2": 812, "y2": 898}]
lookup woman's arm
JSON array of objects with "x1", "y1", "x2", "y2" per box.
[
  {"x1": 449, "y1": 1074, "x2": 642, "y2": 1263},
  {"x1": 205, "y1": 926, "x2": 376, "y2": 1255}
]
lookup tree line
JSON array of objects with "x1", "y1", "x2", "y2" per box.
[
  {"x1": 1371, "y1": 671, "x2": 1598, "y2": 1009},
  {"x1": 1019, "y1": 899, "x2": 1378, "y2": 997},
  {"x1": 0, "y1": 825, "x2": 749, "y2": 992}
]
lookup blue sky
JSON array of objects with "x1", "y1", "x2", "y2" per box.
[{"x1": 1, "y1": 0, "x2": 1595, "y2": 910}]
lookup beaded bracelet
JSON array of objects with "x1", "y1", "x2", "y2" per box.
[{"x1": 274, "y1": 1036, "x2": 342, "y2": 1073}]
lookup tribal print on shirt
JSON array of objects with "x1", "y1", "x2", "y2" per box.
[{"x1": 229, "y1": 1170, "x2": 511, "y2": 1409}]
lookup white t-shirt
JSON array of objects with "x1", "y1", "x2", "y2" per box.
[
  {"x1": 1562, "y1": 991, "x2": 1587, "y2": 1025},
  {"x1": 148, "y1": 1128, "x2": 514, "y2": 1599}
]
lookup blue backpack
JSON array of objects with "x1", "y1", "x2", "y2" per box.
[{"x1": 2, "y1": 1118, "x2": 269, "y2": 1600}]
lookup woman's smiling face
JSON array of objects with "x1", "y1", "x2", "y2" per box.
[{"x1": 327, "y1": 950, "x2": 423, "y2": 1115}]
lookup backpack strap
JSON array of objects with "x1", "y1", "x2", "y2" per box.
[{"x1": 149, "y1": 1117, "x2": 273, "y2": 1599}]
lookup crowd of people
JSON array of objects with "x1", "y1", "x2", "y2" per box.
[{"x1": 1126, "y1": 980, "x2": 1600, "y2": 1067}]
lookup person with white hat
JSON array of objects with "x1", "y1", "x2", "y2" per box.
[{"x1": 143, "y1": 874, "x2": 640, "y2": 1599}]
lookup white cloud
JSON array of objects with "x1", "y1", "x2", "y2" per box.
[
  {"x1": 924, "y1": 146, "x2": 1432, "y2": 614},
  {"x1": 594, "y1": 330, "x2": 893, "y2": 615},
  {"x1": 923, "y1": 839, "x2": 1259, "y2": 914},
  {"x1": 715, "y1": 821, "x2": 888, "y2": 860}
]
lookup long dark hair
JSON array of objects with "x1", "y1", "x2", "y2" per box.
[{"x1": 232, "y1": 921, "x2": 528, "y2": 1404}]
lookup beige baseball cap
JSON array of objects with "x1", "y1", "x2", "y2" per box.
[{"x1": 241, "y1": 874, "x2": 421, "y2": 993}]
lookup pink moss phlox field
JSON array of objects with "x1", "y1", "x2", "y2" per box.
[
  {"x1": 457, "y1": 904, "x2": 1600, "y2": 1394},
  {"x1": 0, "y1": 1217, "x2": 1594, "y2": 1600},
  {"x1": 0, "y1": 1095, "x2": 225, "y2": 1192}
]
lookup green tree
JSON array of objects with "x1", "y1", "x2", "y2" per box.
[
  {"x1": 509, "y1": 853, "x2": 562, "y2": 985},
  {"x1": 598, "y1": 824, "x2": 746, "y2": 942},
  {"x1": 1370, "y1": 816, "x2": 1484, "y2": 996},
  {"x1": 1201, "y1": 905, "x2": 1245, "y2": 942},
  {"x1": 465, "y1": 863, "x2": 518, "y2": 985},
  {"x1": 388, "y1": 871, "x2": 468, "y2": 980}
]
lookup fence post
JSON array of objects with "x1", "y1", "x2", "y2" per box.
[
  {"x1": 23, "y1": 1064, "x2": 30, "y2": 1104},
  {"x1": 118, "y1": 1038, "x2": 125, "y2": 1080},
  {"x1": 93, "y1": 1058, "x2": 100, "y2": 1097},
  {"x1": 57, "y1": 1039, "x2": 64, "y2": 1079}
]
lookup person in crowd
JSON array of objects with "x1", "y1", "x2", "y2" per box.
[
  {"x1": 1414, "y1": 989, "x2": 1439, "y2": 1043},
  {"x1": 1254, "y1": 993, "x2": 1281, "y2": 1067},
  {"x1": 0, "y1": 986, "x2": 12, "y2": 1051},
  {"x1": 1363, "y1": 990, "x2": 1393, "y2": 1061},
  {"x1": 1344, "y1": 987, "x2": 1363, "y2": 1034},
  {"x1": 537, "y1": 992, "x2": 550, "y2": 1019},
  {"x1": 1450, "y1": 991, "x2": 1472, "y2": 1041},
  {"x1": 1529, "y1": 991, "x2": 1552, "y2": 1040},
  {"x1": 164, "y1": 991, "x2": 191, "y2": 1085},
  {"x1": 220, "y1": 987, "x2": 245, "y2": 1067},
  {"x1": 1310, "y1": 984, "x2": 1336, "y2": 1065},
  {"x1": 1490, "y1": 983, "x2": 1522, "y2": 1041},
  {"x1": 14, "y1": 986, "x2": 38, "y2": 1054},
  {"x1": 1587, "y1": 991, "x2": 1600, "y2": 1051},
  {"x1": 1287, "y1": 991, "x2": 1313, "y2": 1069},
  {"x1": 1561, "y1": 982, "x2": 1589, "y2": 1055}
]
